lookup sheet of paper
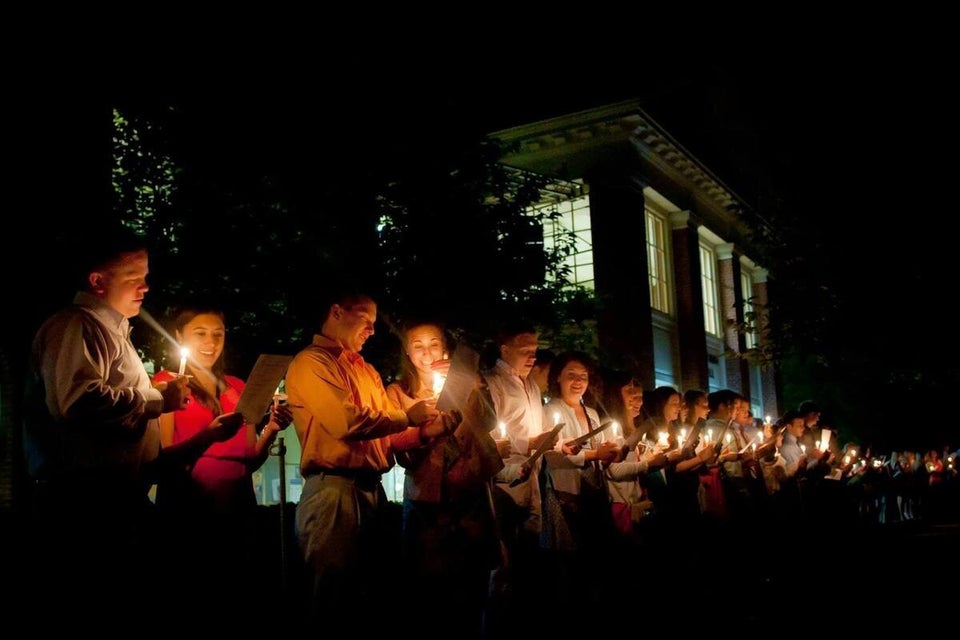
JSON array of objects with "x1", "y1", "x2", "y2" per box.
[
  {"x1": 568, "y1": 421, "x2": 612, "y2": 447},
  {"x1": 235, "y1": 354, "x2": 293, "y2": 426},
  {"x1": 436, "y1": 343, "x2": 480, "y2": 413},
  {"x1": 820, "y1": 428, "x2": 832, "y2": 452}
]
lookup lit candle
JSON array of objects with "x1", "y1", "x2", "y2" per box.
[
  {"x1": 724, "y1": 433, "x2": 732, "y2": 445},
  {"x1": 815, "y1": 440, "x2": 822, "y2": 450},
  {"x1": 432, "y1": 371, "x2": 446, "y2": 396},
  {"x1": 764, "y1": 415, "x2": 772, "y2": 425},
  {"x1": 611, "y1": 421, "x2": 620, "y2": 439},
  {"x1": 498, "y1": 421, "x2": 506, "y2": 439},
  {"x1": 178, "y1": 347, "x2": 189, "y2": 376},
  {"x1": 800, "y1": 444, "x2": 807, "y2": 454},
  {"x1": 849, "y1": 448, "x2": 857, "y2": 458},
  {"x1": 658, "y1": 431, "x2": 669, "y2": 448},
  {"x1": 553, "y1": 411, "x2": 561, "y2": 426},
  {"x1": 705, "y1": 429, "x2": 713, "y2": 443},
  {"x1": 678, "y1": 428, "x2": 686, "y2": 448}
]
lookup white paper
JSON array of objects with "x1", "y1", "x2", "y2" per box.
[
  {"x1": 819, "y1": 428, "x2": 832, "y2": 452},
  {"x1": 235, "y1": 354, "x2": 294, "y2": 426},
  {"x1": 436, "y1": 343, "x2": 480, "y2": 413}
]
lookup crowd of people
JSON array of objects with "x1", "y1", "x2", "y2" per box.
[{"x1": 18, "y1": 225, "x2": 958, "y2": 633}]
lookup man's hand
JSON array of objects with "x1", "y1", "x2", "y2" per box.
[{"x1": 156, "y1": 377, "x2": 189, "y2": 412}]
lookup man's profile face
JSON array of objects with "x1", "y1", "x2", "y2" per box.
[
  {"x1": 336, "y1": 299, "x2": 377, "y2": 353},
  {"x1": 90, "y1": 250, "x2": 149, "y2": 319},
  {"x1": 501, "y1": 333, "x2": 538, "y2": 377}
]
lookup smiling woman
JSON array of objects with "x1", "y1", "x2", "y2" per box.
[{"x1": 150, "y1": 304, "x2": 293, "y2": 604}]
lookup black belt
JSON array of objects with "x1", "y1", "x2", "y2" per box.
[{"x1": 312, "y1": 468, "x2": 383, "y2": 485}]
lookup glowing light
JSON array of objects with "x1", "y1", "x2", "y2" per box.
[
  {"x1": 178, "y1": 347, "x2": 189, "y2": 376},
  {"x1": 432, "y1": 371, "x2": 446, "y2": 396}
]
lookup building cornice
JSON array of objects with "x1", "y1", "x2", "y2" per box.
[{"x1": 489, "y1": 99, "x2": 751, "y2": 220}]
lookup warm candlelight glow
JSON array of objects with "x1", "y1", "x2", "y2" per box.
[
  {"x1": 815, "y1": 440, "x2": 821, "y2": 450},
  {"x1": 178, "y1": 347, "x2": 189, "y2": 376},
  {"x1": 658, "y1": 431, "x2": 669, "y2": 448},
  {"x1": 432, "y1": 371, "x2": 446, "y2": 396},
  {"x1": 553, "y1": 411, "x2": 561, "y2": 426},
  {"x1": 611, "y1": 421, "x2": 620, "y2": 438},
  {"x1": 498, "y1": 422, "x2": 506, "y2": 439},
  {"x1": 800, "y1": 444, "x2": 807, "y2": 454},
  {"x1": 843, "y1": 456, "x2": 851, "y2": 465},
  {"x1": 849, "y1": 448, "x2": 857, "y2": 458},
  {"x1": 705, "y1": 428, "x2": 713, "y2": 443},
  {"x1": 764, "y1": 415, "x2": 772, "y2": 425},
  {"x1": 724, "y1": 433, "x2": 732, "y2": 444}
]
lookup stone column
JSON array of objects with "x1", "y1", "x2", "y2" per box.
[
  {"x1": 589, "y1": 174, "x2": 655, "y2": 388},
  {"x1": 670, "y1": 211, "x2": 709, "y2": 392}
]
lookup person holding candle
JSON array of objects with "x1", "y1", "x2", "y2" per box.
[
  {"x1": 384, "y1": 318, "x2": 496, "y2": 635},
  {"x1": 483, "y1": 320, "x2": 558, "y2": 629},
  {"x1": 151, "y1": 304, "x2": 296, "y2": 604},
  {"x1": 22, "y1": 225, "x2": 243, "y2": 615},
  {"x1": 536, "y1": 353, "x2": 626, "y2": 612},
  {"x1": 596, "y1": 369, "x2": 663, "y2": 540},
  {"x1": 541, "y1": 351, "x2": 619, "y2": 555},
  {"x1": 285, "y1": 288, "x2": 442, "y2": 629}
]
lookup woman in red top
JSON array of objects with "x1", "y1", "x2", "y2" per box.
[{"x1": 152, "y1": 306, "x2": 292, "y2": 602}]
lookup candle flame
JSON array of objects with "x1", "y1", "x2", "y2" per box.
[
  {"x1": 498, "y1": 421, "x2": 506, "y2": 439},
  {"x1": 432, "y1": 371, "x2": 446, "y2": 396}
]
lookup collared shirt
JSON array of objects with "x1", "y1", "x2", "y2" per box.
[
  {"x1": 780, "y1": 432, "x2": 804, "y2": 478},
  {"x1": 484, "y1": 358, "x2": 545, "y2": 465},
  {"x1": 286, "y1": 334, "x2": 410, "y2": 476},
  {"x1": 485, "y1": 359, "x2": 545, "y2": 525},
  {"x1": 24, "y1": 290, "x2": 164, "y2": 485}
]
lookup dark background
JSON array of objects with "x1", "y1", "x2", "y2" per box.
[{"x1": 7, "y1": 41, "x2": 959, "y2": 453}]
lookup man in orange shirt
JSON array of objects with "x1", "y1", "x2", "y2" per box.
[{"x1": 286, "y1": 289, "x2": 442, "y2": 626}]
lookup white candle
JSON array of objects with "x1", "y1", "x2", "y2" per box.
[
  {"x1": 432, "y1": 371, "x2": 446, "y2": 396},
  {"x1": 611, "y1": 421, "x2": 620, "y2": 439},
  {"x1": 658, "y1": 431, "x2": 669, "y2": 448},
  {"x1": 498, "y1": 421, "x2": 506, "y2": 439},
  {"x1": 178, "y1": 347, "x2": 189, "y2": 376}
]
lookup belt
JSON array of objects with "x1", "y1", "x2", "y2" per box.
[{"x1": 311, "y1": 468, "x2": 383, "y2": 484}]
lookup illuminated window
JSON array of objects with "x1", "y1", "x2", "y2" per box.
[
  {"x1": 700, "y1": 244, "x2": 721, "y2": 336},
  {"x1": 645, "y1": 208, "x2": 671, "y2": 314},
  {"x1": 539, "y1": 193, "x2": 594, "y2": 289},
  {"x1": 741, "y1": 271, "x2": 757, "y2": 350}
]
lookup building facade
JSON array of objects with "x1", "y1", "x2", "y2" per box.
[{"x1": 492, "y1": 100, "x2": 779, "y2": 419}]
